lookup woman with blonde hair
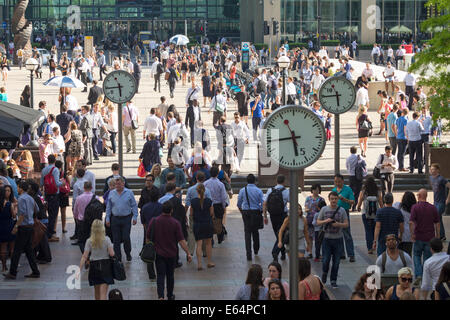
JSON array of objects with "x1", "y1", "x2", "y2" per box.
[
  {"x1": 105, "y1": 103, "x2": 118, "y2": 156},
  {"x1": 16, "y1": 150, "x2": 34, "y2": 179},
  {"x1": 150, "y1": 163, "x2": 162, "y2": 188},
  {"x1": 356, "y1": 106, "x2": 371, "y2": 157},
  {"x1": 78, "y1": 219, "x2": 115, "y2": 300},
  {"x1": 190, "y1": 183, "x2": 214, "y2": 270},
  {"x1": 385, "y1": 267, "x2": 419, "y2": 300}
]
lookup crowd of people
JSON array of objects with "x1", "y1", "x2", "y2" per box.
[{"x1": 0, "y1": 37, "x2": 447, "y2": 301}]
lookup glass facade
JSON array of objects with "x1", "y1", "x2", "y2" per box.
[
  {"x1": 1, "y1": 0, "x2": 239, "y2": 43},
  {"x1": 280, "y1": 0, "x2": 432, "y2": 44}
]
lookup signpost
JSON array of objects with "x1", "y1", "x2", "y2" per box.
[{"x1": 241, "y1": 42, "x2": 250, "y2": 72}]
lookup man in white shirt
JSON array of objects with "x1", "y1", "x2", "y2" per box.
[
  {"x1": 122, "y1": 101, "x2": 139, "y2": 153},
  {"x1": 231, "y1": 112, "x2": 250, "y2": 168},
  {"x1": 79, "y1": 57, "x2": 91, "y2": 92},
  {"x1": 355, "y1": 83, "x2": 370, "y2": 109},
  {"x1": 362, "y1": 63, "x2": 374, "y2": 81},
  {"x1": 383, "y1": 62, "x2": 396, "y2": 96},
  {"x1": 386, "y1": 46, "x2": 394, "y2": 65},
  {"x1": 167, "y1": 115, "x2": 189, "y2": 157},
  {"x1": 346, "y1": 146, "x2": 367, "y2": 211},
  {"x1": 185, "y1": 80, "x2": 201, "y2": 107},
  {"x1": 44, "y1": 114, "x2": 60, "y2": 136},
  {"x1": 64, "y1": 93, "x2": 79, "y2": 118},
  {"x1": 395, "y1": 46, "x2": 404, "y2": 68},
  {"x1": 376, "y1": 145, "x2": 398, "y2": 196},
  {"x1": 404, "y1": 72, "x2": 416, "y2": 109},
  {"x1": 143, "y1": 108, "x2": 163, "y2": 142},
  {"x1": 311, "y1": 68, "x2": 325, "y2": 94},
  {"x1": 52, "y1": 127, "x2": 66, "y2": 164},
  {"x1": 371, "y1": 43, "x2": 380, "y2": 65},
  {"x1": 394, "y1": 85, "x2": 406, "y2": 104},
  {"x1": 405, "y1": 112, "x2": 424, "y2": 174},
  {"x1": 161, "y1": 49, "x2": 169, "y2": 68},
  {"x1": 209, "y1": 88, "x2": 227, "y2": 127},
  {"x1": 420, "y1": 238, "x2": 449, "y2": 300}
]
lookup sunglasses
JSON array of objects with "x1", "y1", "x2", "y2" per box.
[
  {"x1": 146, "y1": 180, "x2": 153, "y2": 182},
  {"x1": 400, "y1": 277, "x2": 413, "y2": 283}
]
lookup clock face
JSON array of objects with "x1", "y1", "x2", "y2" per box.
[
  {"x1": 262, "y1": 105, "x2": 326, "y2": 170},
  {"x1": 103, "y1": 70, "x2": 137, "y2": 104},
  {"x1": 318, "y1": 76, "x2": 356, "y2": 114}
]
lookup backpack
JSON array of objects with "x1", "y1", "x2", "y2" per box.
[
  {"x1": 83, "y1": 195, "x2": 105, "y2": 239},
  {"x1": 355, "y1": 155, "x2": 366, "y2": 181},
  {"x1": 373, "y1": 154, "x2": 384, "y2": 179},
  {"x1": 266, "y1": 187, "x2": 286, "y2": 216},
  {"x1": 271, "y1": 78, "x2": 278, "y2": 90},
  {"x1": 256, "y1": 78, "x2": 267, "y2": 94},
  {"x1": 365, "y1": 196, "x2": 378, "y2": 219},
  {"x1": 157, "y1": 63, "x2": 164, "y2": 74},
  {"x1": 43, "y1": 167, "x2": 58, "y2": 195},
  {"x1": 381, "y1": 250, "x2": 407, "y2": 273}
]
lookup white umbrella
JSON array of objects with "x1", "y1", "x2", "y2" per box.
[
  {"x1": 43, "y1": 76, "x2": 86, "y2": 88},
  {"x1": 169, "y1": 34, "x2": 190, "y2": 46}
]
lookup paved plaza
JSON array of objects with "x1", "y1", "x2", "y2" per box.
[{"x1": 1, "y1": 64, "x2": 449, "y2": 300}]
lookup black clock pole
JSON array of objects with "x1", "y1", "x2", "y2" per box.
[
  {"x1": 289, "y1": 170, "x2": 299, "y2": 300},
  {"x1": 118, "y1": 103, "x2": 124, "y2": 176},
  {"x1": 335, "y1": 114, "x2": 340, "y2": 174}
]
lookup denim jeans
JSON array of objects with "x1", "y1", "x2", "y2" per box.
[
  {"x1": 413, "y1": 240, "x2": 432, "y2": 278},
  {"x1": 377, "y1": 237, "x2": 387, "y2": 257},
  {"x1": 341, "y1": 210, "x2": 355, "y2": 257},
  {"x1": 322, "y1": 238, "x2": 344, "y2": 282},
  {"x1": 435, "y1": 202, "x2": 446, "y2": 239},
  {"x1": 362, "y1": 214, "x2": 376, "y2": 251},
  {"x1": 155, "y1": 254, "x2": 176, "y2": 299}
]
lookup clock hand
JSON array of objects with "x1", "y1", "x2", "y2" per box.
[
  {"x1": 335, "y1": 91, "x2": 340, "y2": 106},
  {"x1": 283, "y1": 119, "x2": 299, "y2": 156},
  {"x1": 272, "y1": 136, "x2": 302, "y2": 142},
  {"x1": 105, "y1": 86, "x2": 121, "y2": 90},
  {"x1": 321, "y1": 94, "x2": 342, "y2": 98},
  {"x1": 115, "y1": 78, "x2": 123, "y2": 97}
]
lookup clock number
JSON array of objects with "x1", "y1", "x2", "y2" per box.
[
  {"x1": 299, "y1": 148, "x2": 306, "y2": 156},
  {"x1": 327, "y1": 88, "x2": 333, "y2": 93}
]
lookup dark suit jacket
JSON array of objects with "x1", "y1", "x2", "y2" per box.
[
  {"x1": 87, "y1": 85, "x2": 103, "y2": 105},
  {"x1": 185, "y1": 106, "x2": 201, "y2": 128},
  {"x1": 134, "y1": 63, "x2": 142, "y2": 79},
  {"x1": 56, "y1": 112, "x2": 74, "y2": 137},
  {"x1": 79, "y1": 114, "x2": 93, "y2": 139}
]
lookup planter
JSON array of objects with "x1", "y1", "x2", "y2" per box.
[{"x1": 430, "y1": 146, "x2": 450, "y2": 178}]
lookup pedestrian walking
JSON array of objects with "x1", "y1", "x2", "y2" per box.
[
  {"x1": 420, "y1": 238, "x2": 449, "y2": 300},
  {"x1": 375, "y1": 146, "x2": 398, "y2": 196},
  {"x1": 405, "y1": 112, "x2": 424, "y2": 174},
  {"x1": 429, "y1": 163, "x2": 450, "y2": 241},
  {"x1": 394, "y1": 108, "x2": 409, "y2": 172},
  {"x1": 346, "y1": 146, "x2": 367, "y2": 211},
  {"x1": 123, "y1": 101, "x2": 139, "y2": 154}
]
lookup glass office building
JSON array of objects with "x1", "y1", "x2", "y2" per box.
[
  {"x1": 0, "y1": 0, "x2": 240, "y2": 43},
  {"x1": 280, "y1": 0, "x2": 434, "y2": 44}
]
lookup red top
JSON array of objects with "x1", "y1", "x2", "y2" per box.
[
  {"x1": 301, "y1": 279, "x2": 320, "y2": 300},
  {"x1": 410, "y1": 201, "x2": 439, "y2": 242},
  {"x1": 149, "y1": 214, "x2": 184, "y2": 258},
  {"x1": 230, "y1": 66, "x2": 236, "y2": 79}
]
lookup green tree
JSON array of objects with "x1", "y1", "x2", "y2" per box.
[{"x1": 409, "y1": 0, "x2": 450, "y2": 130}]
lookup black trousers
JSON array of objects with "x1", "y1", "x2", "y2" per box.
[
  {"x1": 134, "y1": 76, "x2": 141, "y2": 92},
  {"x1": 213, "y1": 204, "x2": 225, "y2": 243},
  {"x1": 99, "y1": 65, "x2": 107, "y2": 80},
  {"x1": 9, "y1": 226, "x2": 40, "y2": 276},
  {"x1": 92, "y1": 128, "x2": 99, "y2": 157},
  {"x1": 270, "y1": 213, "x2": 287, "y2": 258},
  {"x1": 111, "y1": 214, "x2": 132, "y2": 261},
  {"x1": 349, "y1": 176, "x2": 363, "y2": 211},
  {"x1": 154, "y1": 74, "x2": 161, "y2": 92},
  {"x1": 409, "y1": 140, "x2": 423, "y2": 173},
  {"x1": 35, "y1": 222, "x2": 52, "y2": 262},
  {"x1": 242, "y1": 210, "x2": 261, "y2": 257},
  {"x1": 155, "y1": 254, "x2": 176, "y2": 299},
  {"x1": 405, "y1": 85, "x2": 414, "y2": 110},
  {"x1": 46, "y1": 194, "x2": 59, "y2": 237}
]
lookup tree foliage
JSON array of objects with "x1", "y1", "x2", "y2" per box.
[{"x1": 409, "y1": 0, "x2": 450, "y2": 130}]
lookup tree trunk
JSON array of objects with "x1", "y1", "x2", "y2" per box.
[{"x1": 12, "y1": 0, "x2": 33, "y2": 64}]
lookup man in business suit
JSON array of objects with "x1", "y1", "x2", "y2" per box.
[
  {"x1": 79, "y1": 105, "x2": 93, "y2": 166},
  {"x1": 56, "y1": 104, "x2": 74, "y2": 172},
  {"x1": 185, "y1": 99, "x2": 201, "y2": 148},
  {"x1": 87, "y1": 80, "x2": 103, "y2": 109},
  {"x1": 133, "y1": 59, "x2": 142, "y2": 94},
  {"x1": 98, "y1": 50, "x2": 107, "y2": 81}
]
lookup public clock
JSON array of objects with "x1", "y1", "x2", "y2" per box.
[
  {"x1": 318, "y1": 76, "x2": 356, "y2": 114},
  {"x1": 103, "y1": 70, "x2": 137, "y2": 104},
  {"x1": 262, "y1": 105, "x2": 326, "y2": 170}
]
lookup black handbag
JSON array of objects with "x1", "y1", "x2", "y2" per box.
[
  {"x1": 245, "y1": 186, "x2": 264, "y2": 230},
  {"x1": 282, "y1": 228, "x2": 289, "y2": 245},
  {"x1": 126, "y1": 105, "x2": 139, "y2": 130},
  {"x1": 317, "y1": 276, "x2": 330, "y2": 300},
  {"x1": 140, "y1": 219, "x2": 157, "y2": 263},
  {"x1": 110, "y1": 256, "x2": 126, "y2": 281}
]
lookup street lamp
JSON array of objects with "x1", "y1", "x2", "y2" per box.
[
  {"x1": 278, "y1": 55, "x2": 290, "y2": 105},
  {"x1": 25, "y1": 58, "x2": 39, "y2": 109}
]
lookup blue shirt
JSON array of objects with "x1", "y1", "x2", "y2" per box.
[
  {"x1": 375, "y1": 207, "x2": 404, "y2": 241},
  {"x1": 204, "y1": 177, "x2": 229, "y2": 208},
  {"x1": 331, "y1": 185, "x2": 355, "y2": 211},
  {"x1": 386, "y1": 112, "x2": 398, "y2": 138},
  {"x1": 18, "y1": 192, "x2": 38, "y2": 226},
  {"x1": 250, "y1": 100, "x2": 264, "y2": 118},
  {"x1": 160, "y1": 167, "x2": 186, "y2": 188},
  {"x1": 39, "y1": 164, "x2": 62, "y2": 194},
  {"x1": 105, "y1": 188, "x2": 138, "y2": 223},
  {"x1": 158, "y1": 193, "x2": 174, "y2": 204},
  {"x1": 395, "y1": 116, "x2": 408, "y2": 140},
  {"x1": 185, "y1": 183, "x2": 212, "y2": 207},
  {"x1": 237, "y1": 184, "x2": 264, "y2": 211},
  {"x1": 420, "y1": 115, "x2": 432, "y2": 134}
]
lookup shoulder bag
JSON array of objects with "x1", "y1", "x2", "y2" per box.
[
  {"x1": 317, "y1": 206, "x2": 341, "y2": 244},
  {"x1": 127, "y1": 106, "x2": 139, "y2": 130},
  {"x1": 110, "y1": 256, "x2": 126, "y2": 281},
  {"x1": 140, "y1": 219, "x2": 157, "y2": 263},
  {"x1": 373, "y1": 154, "x2": 384, "y2": 179}
]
